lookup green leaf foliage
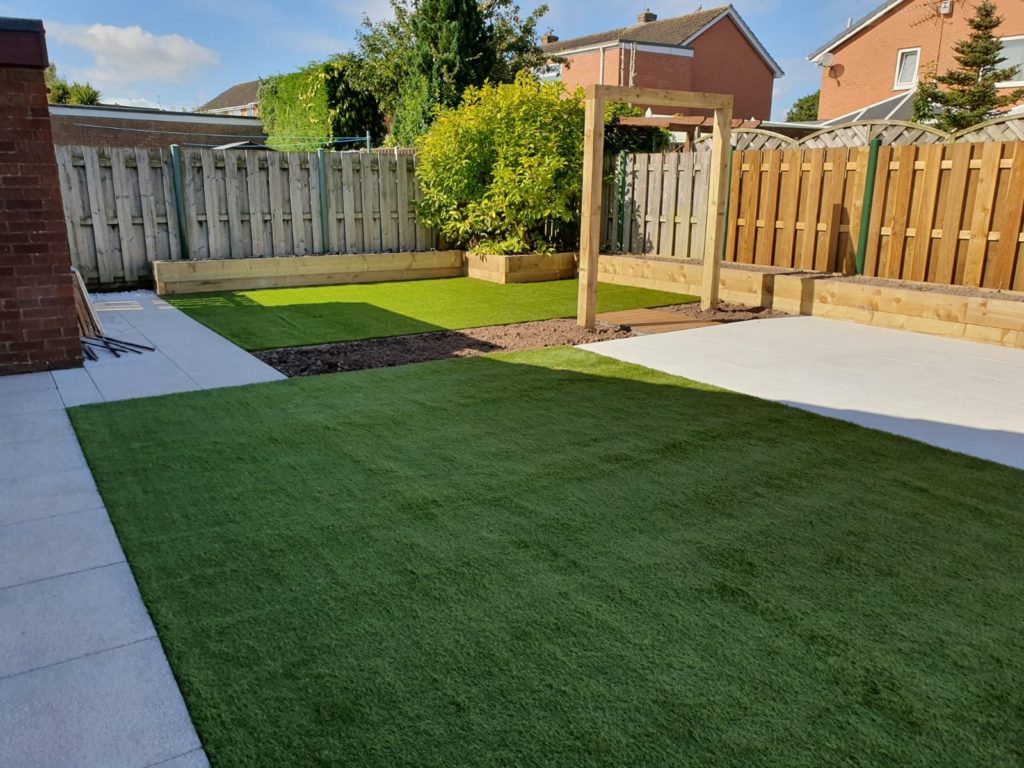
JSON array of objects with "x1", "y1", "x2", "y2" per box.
[
  {"x1": 45, "y1": 64, "x2": 100, "y2": 105},
  {"x1": 786, "y1": 91, "x2": 819, "y2": 122},
  {"x1": 259, "y1": 55, "x2": 385, "y2": 151},
  {"x1": 357, "y1": 0, "x2": 552, "y2": 144},
  {"x1": 603, "y1": 102, "x2": 670, "y2": 155},
  {"x1": 415, "y1": 74, "x2": 584, "y2": 254},
  {"x1": 913, "y1": 0, "x2": 1024, "y2": 132}
]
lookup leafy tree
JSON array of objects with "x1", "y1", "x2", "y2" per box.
[
  {"x1": 260, "y1": 55, "x2": 385, "y2": 150},
  {"x1": 415, "y1": 73, "x2": 584, "y2": 254},
  {"x1": 913, "y1": 0, "x2": 1024, "y2": 132},
  {"x1": 604, "y1": 102, "x2": 670, "y2": 154},
  {"x1": 356, "y1": 0, "x2": 551, "y2": 137},
  {"x1": 44, "y1": 64, "x2": 101, "y2": 105},
  {"x1": 786, "y1": 91, "x2": 819, "y2": 122}
]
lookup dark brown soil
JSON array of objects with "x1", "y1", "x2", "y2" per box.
[
  {"x1": 838, "y1": 274, "x2": 1024, "y2": 302},
  {"x1": 661, "y1": 301, "x2": 790, "y2": 322},
  {"x1": 255, "y1": 319, "x2": 632, "y2": 377}
]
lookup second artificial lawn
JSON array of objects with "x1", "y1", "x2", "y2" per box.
[{"x1": 167, "y1": 277, "x2": 691, "y2": 349}]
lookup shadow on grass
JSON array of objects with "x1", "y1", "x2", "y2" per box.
[{"x1": 69, "y1": 348, "x2": 1024, "y2": 768}]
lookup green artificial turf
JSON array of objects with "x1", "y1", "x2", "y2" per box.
[
  {"x1": 166, "y1": 277, "x2": 692, "y2": 349},
  {"x1": 71, "y1": 348, "x2": 1024, "y2": 768}
]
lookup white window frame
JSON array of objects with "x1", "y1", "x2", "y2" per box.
[
  {"x1": 997, "y1": 35, "x2": 1024, "y2": 88},
  {"x1": 893, "y1": 47, "x2": 921, "y2": 90}
]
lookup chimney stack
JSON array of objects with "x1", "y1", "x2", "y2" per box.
[
  {"x1": 637, "y1": 9, "x2": 657, "y2": 23},
  {"x1": 541, "y1": 31, "x2": 559, "y2": 44}
]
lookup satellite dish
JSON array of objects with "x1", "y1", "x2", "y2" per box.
[{"x1": 819, "y1": 52, "x2": 835, "y2": 68}]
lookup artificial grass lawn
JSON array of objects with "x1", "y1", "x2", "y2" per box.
[
  {"x1": 70, "y1": 348, "x2": 1024, "y2": 768},
  {"x1": 166, "y1": 277, "x2": 692, "y2": 350}
]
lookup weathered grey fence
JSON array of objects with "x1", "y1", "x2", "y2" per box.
[
  {"x1": 55, "y1": 146, "x2": 437, "y2": 287},
  {"x1": 601, "y1": 151, "x2": 712, "y2": 258}
]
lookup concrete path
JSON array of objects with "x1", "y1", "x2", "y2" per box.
[
  {"x1": 55, "y1": 291, "x2": 283, "y2": 405},
  {"x1": 1, "y1": 292, "x2": 283, "y2": 767},
  {"x1": 580, "y1": 316, "x2": 1024, "y2": 470}
]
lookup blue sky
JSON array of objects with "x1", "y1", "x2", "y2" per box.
[{"x1": 4, "y1": 0, "x2": 882, "y2": 119}]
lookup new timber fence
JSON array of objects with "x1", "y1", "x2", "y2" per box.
[
  {"x1": 56, "y1": 145, "x2": 437, "y2": 287},
  {"x1": 609, "y1": 140, "x2": 1024, "y2": 292}
]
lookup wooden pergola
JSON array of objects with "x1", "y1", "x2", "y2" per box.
[{"x1": 576, "y1": 85, "x2": 733, "y2": 328}]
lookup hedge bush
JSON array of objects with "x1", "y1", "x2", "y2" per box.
[
  {"x1": 415, "y1": 74, "x2": 584, "y2": 254},
  {"x1": 260, "y1": 56, "x2": 385, "y2": 151}
]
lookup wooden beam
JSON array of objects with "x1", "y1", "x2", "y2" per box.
[
  {"x1": 577, "y1": 87, "x2": 606, "y2": 329},
  {"x1": 701, "y1": 101, "x2": 733, "y2": 310},
  {"x1": 593, "y1": 85, "x2": 732, "y2": 111}
]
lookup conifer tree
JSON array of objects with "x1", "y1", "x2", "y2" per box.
[{"x1": 914, "y1": 0, "x2": 1024, "y2": 131}]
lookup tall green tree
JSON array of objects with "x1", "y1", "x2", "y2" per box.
[
  {"x1": 913, "y1": 0, "x2": 1024, "y2": 132},
  {"x1": 356, "y1": 0, "x2": 551, "y2": 140},
  {"x1": 786, "y1": 91, "x2": 819, "y2": 122}
]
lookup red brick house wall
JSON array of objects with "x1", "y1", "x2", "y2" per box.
[
  {"x1": 0, "y1": 19, "x2": 81, "y2": 375},
  {"x1": 689, "y1": 16, "x2": 775, "y2": 120},
  {"x1": 817, "y1": 0, "x2": 1024, "y2": 120}
]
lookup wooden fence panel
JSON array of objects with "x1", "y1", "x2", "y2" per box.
[{"x1": 57, "y1": 146, "x2": 439, "y2": 287}]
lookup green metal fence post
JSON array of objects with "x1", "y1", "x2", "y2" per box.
[
  {"x1": 169, "y1": 144, "x2": 189, "y2": 259},
  {"x1": 719, "y1": 146, "x2": 735, "y2": 260},
  {"x1": 365, "y1": 130, "x2": 372, "y2": 151},
  {"x1": 317, "y1": 148, "x2": 330, "y2": 253},
  {"x1": 616, "y1": 151, "x2": 627, "y2": 251},
  {"x1": 855, "y1": 138, "x2": 882, "y2": 275}
]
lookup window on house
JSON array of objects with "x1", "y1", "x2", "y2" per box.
[
  {"x1": 999, "y1": 36, "x2": 1024, "y2": 86},
  {"x1": 894, "y1": 48, "x2": 920, "y2": 89},
  {"x1": 535, "y1": 63, "x2": 562, "y2": 82}
]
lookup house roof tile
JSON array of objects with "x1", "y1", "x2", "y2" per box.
[{"x1": 198, "y1": 80, "x2": 261, "y2": 112}]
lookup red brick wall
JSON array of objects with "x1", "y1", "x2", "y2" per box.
[
  {"x1": 0, "y1": 25, "x2": 81, "y2": 375},
  {"x1": 689, "y1": 16, "x2": 774, "y2": 120},
  {"x1": 818, "y1": 0, "x2": 1024, "y2": 120},
  {"x1": 554, "y1": 16, "x2": 774, "y2": 120},
  {"x1": 49, "y1": 112, "x2": 266, "y2": 149}
]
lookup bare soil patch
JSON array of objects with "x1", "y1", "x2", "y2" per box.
[
  {"x1": 256, "y1": 319, "x2": 631, "y2": 377},
  {"x1": 838, "y1": 275, "x2": 1024, "y2": 303},
  {"x1": 661, "y1": 301, "x2": 790, "y2": 322}
]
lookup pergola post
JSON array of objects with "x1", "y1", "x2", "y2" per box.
[
  {"x1": 577, "y1": 86, "x2": 606, "y2": 329},
  {"x1": 576, "y1": 86, "x2": 733, "y2": 327},
  {"x1": 700, "y1": 103, "x2": 733, "y2": 310}
]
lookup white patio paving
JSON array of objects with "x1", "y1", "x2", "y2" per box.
[
  {"x1": 0, "y1": 291, "x2": 283, "y2": 768},
  {"x1": 580, "y1": 315, "x2": 1024, "y2": 471}
]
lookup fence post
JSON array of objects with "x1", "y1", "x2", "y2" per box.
[
  {"x1": 169, "y1": 144, "x2": 189, "y2": 259},
  {"x1": 616, "y1": 151, "x2": 627, "y2": 251},
  {"x1": 719, "y1": 147, "x2": 735, "y2": 261},
  {"x1": 317, "y1": 148, "x2": 330, "y2": 253},
  {"x1": 365, "y1": 130, "x2": 372, "y2": 151},
  {"x1": 855, "y1": 138, "x2": 882, "y2": 275}
]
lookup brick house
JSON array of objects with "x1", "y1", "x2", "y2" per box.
[
  {"x1": 198, "y1": 79, "x2": 261, "y2": 117},
  {"x1": 538, "y1": 5, "x2": 783, "y2": 120},
  {"x1": 810, "y1": 0, "x2": 1024, "y2": 123}
]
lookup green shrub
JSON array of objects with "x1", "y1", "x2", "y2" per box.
[
  {"x1": 260, "y1": 55, "x2": 385, "y2": 151},
  {"x1": 415, "y1": 73, "x2": 583, "y2": 254}
]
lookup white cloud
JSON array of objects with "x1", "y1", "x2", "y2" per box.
[{"x1": 46, "y1": 22, "x2": 219, "y2": 87}]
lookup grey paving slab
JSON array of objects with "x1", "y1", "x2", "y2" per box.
[
  {"x1": 0, "y1": 638, "x2": 203, "y2": 768},
  {"x1": 0, "y1": 466, "x2": 103, "y2": 526},
  {"x1": 0, "y1": 563, "x2": 155, "y2": 678},
  {"x1": 1, "y1": 385, "x2": 66, "y2": 415},
  {"x1": 152, "y1": 748, "x2": 211, "y2": 768},
  {"x1": 0, "y1": 371, "x2": 54, "y2": 397},
  {"x1": 0, "y1": 509, "x2": 124, "y2": 590},
  {"x1": 0, "y1": 407, "x2": 76, "y2": 445},
  {"x1": 0, "y1": 434, "x2": 89, "y2": 482},
  {"x1": 580, "y1": 316, "x2": 1024, "y2": 470},
  {"x1": 51, "y1": 366, "x2": 104, "y2": 407}
]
